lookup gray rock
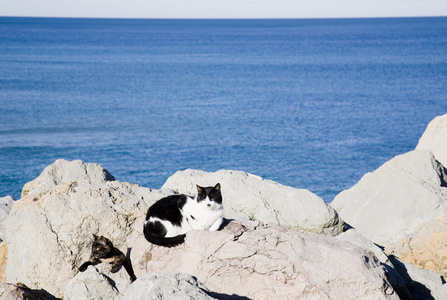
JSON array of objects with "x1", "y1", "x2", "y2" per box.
[
  {"x1": 130, "y1": 220, "x2": 399, "y2": 299},
  {"x1": 331, "y1": 150, "x2": 447, "y2": 247},
  {"x1": 0, "y1": 282, "x2": 57, "y2": 300},
  {"x1": 3, "y1": 159, "x2": 421, "y2": 299},
  {"x1": 334, "y1": 228, "x2": 411, "y2": 299},
  {"x1": 122, "y1": 273, "x2": 215, "y2": 300},
  {"x1": 21, "y1": 159, "x2": 115, "y2": 198},
  {"x1": 416, "y1": 113, "x2": 447, "y2": 168},
  {"x1": 385, "y1": 212, "x2": 447, "y2": 276},
  {"x1": 389, "y1": 256, "x2": 445, "y2": 300},
  {"x1": 5, "y1": 160, "x2": 167, "y2": 298},
  {"x1": 0, "y1": 196, "x2": 14, "y2": 242},
  {"x1": 162, "y1": 169, "x2": 346, "y2": 235},
  {"x1": 64, "y1": 263, "x2": 132, "y2": 300}
]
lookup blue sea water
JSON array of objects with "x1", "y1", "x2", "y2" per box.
[{"x1": 0, "y1": 17, "x2": 446, "y2": 202}]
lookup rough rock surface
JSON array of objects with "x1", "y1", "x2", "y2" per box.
[
  {"x1": 5, "y1": 162, "x2": 167, "y2": 298},
  {"x1": 122, "y1": 273, "x2": 215, "y2": 300},
  {"x1": 21, "y1": 159, "x2": 115, "y2": 198},
  {"x1": 416, "y1": 113, "x2": 447, "y2": 167},
  {"x1": 162, "y1": 169, "x2": 345, "y2": 235},
  {"x1": 64, "y1": 263, "x2": 133, "y2": 300},
  {"x1": 333, "y1": 228, "x2": 411, "y2": 298},
  {"x1": 387, "y1": 212, "x2": 447, "y2": 276},
  {"x1": 3, "y1": 159, "x2": 352, "y2": 299},
  {"x1": 0, "y1": 196, "x2": 14, "y2": 242},
  {"x1": 0, "y1": 282, "x2": 57, "y2": 300},
  {"x1": 130, "y1": 219, "x2": 399, "y2": 300},
  {"x1": 389, "y1": 256, "x2": 446, "y2": 300},
  {"x1": 5, "y1": 157, "x2": 447, "y2": 299},
  {"x1": 331, "y1": 150, "x2": 447, "y2": 247}
]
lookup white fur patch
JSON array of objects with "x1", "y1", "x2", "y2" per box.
[
  {"x1": 182, "y1": 196, "x2": 223, "y2": 231},
  {"x1": 147, "y1": 217, "x2": 191, "y2": 238}
]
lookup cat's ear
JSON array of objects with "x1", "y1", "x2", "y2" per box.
[
  {"x1": 214, "y1": 183, "x2": 221, "y2": 192},
  {"x1": 196, "y1": 185, "x2": 203, "y2": 195},
  {"x1": 92, "y1": 234, "x2": 98, "y2": 240},
  {"x1": 98, "y1": 236, "x2": 108, "y2": 246}
]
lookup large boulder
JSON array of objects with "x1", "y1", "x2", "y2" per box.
[
  {"x1": 333, "y1": 228, "x2": 411, "y2": 298},
  {"x1": 416, "y1": 113, "x2": 447, "y2": 167},
  {"x1": 389, "y1": 256, "x2": 446, "y2": 300},
  {"x1": 130, "y1": 219, "x2": 399, "y2": 299},
  {"x1": 4, "y1": 160, "x2": 166, "y2": 298},
  {"x1": 162, "y1": 169, "x2": 346, "y2": 235},
  {"x1": 331, "y1": 150, "x2": 447, "y2": 247},
  {"x1": 387, "y1": 212, "x2": 447, "y2": 276},
  {"x1": 21, "y1": 159, "x2": 115, "y2": 198}
]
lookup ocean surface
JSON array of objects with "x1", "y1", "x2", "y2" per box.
[{"x1": 1, "y1": 17, "x2": 446, "y2": 202}]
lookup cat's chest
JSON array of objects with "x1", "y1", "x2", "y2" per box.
[
  {"x1": 99, "y1": 257, "x2": 117, "y2": 264},
  {"x1": 182, "y1": 201, "x2": 222, "y2": 229}
]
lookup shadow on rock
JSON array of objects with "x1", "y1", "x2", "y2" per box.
[
  {"x1": 207, "y1": 291, "x2": 252, "y2": 300},
  {"x1": 389, "y1": 255, "x2": 436, "y2": 300}
]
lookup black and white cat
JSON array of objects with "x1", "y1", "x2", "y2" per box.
[{"x1": 143, "y1": 183, "x2": 223, "y2": 247}]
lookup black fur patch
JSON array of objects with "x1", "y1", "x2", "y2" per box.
[
  {"x1": 143, "y1": 232, "x2": 186, "y2": 248},
  {"x1": 145, "y1": 220, "x2": 167, "y2": 237},
  {"x1": 145, "y1": 195, "x2": 187, "y2": 227}
]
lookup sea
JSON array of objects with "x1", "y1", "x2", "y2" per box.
[{"x1": 0, "y1": 17, "x2": 446, "y2": 202}]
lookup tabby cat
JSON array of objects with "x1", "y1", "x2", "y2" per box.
[{"x1": 79, "y1": 234, "x2": 136, "y2": 282}]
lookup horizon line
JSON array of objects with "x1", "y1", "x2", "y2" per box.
[{"x1": 1, "y1": 15, "x2": 447, "y2": 20}]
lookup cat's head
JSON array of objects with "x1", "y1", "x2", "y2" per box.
[
  {"x1": 196, "y1": 183, "x2": 222, "y2": 208},
  {"x1": 92, "y1": 234, "x2": 113, "y2": 257}
]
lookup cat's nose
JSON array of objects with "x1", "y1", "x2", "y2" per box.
[{"x1": 207, "y1": 204, "x2": 211, "y2": 207}]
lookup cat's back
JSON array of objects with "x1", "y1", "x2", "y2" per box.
[{"x1": 146, "y1": 194, "x2": 188, "y2": 221}]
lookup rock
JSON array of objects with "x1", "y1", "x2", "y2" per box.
[
  {"x1": 122, "y1": 273, "x2": 215, "y2": 300},
  {"x1": 130, "y1": 219, "x2": 399, "y2": 299},
  {"x1": 5, "y1": 160, "x2": 167, "y2": 298},
  {"x1": 335, "y1": 228, "x2": 390, "y2": 267},
  {"x1": 334, "y1": 228, "x2": 412, "y2": 299},
  {"x1": 433, "y1": 284, "x2": 447, "y2": 300},
  {"x1": 389, "y1": 256, "x2": 445, "y2": 300},
  {"x1": 0, "y1": 243, "x2": 7, "y2": 283},
  {"x1": 0, "y1": 196, "x2": 14, "y2": 242},
  {"x1": 386, "y1": 212, "x2": 447, "y2": 276},
  {"x1": 416, "y1": 113, "x2": 447, "y2": 167},
  {"x1": 331, "y1": 150, "x2": 447, "y2": 247},
  {"x1": 0, "y1": 282, "x2": 57, "y2": 300},
  {"x1": 21, "y1": 159, "x2": 115, "y2": 198},
  {"x1": 5, "y1": 159, "x2": 434, "y2": 299},
  {"x1": 64, "y1": 263, "x2": 132, "y2": 300},
  {"x1": 162, "y1": 169, "x2": 346, "y2": 235}
]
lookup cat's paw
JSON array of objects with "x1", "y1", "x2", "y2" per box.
[
  {"x1": 209, "y1": 218, "x2": 223, "y2": 231},
  {"x1": 110, "y1": 265, "x2": 122, "y2": 273},
  {"x1": 79, "y1": 262, "x2": 91, "y2": 272}
]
